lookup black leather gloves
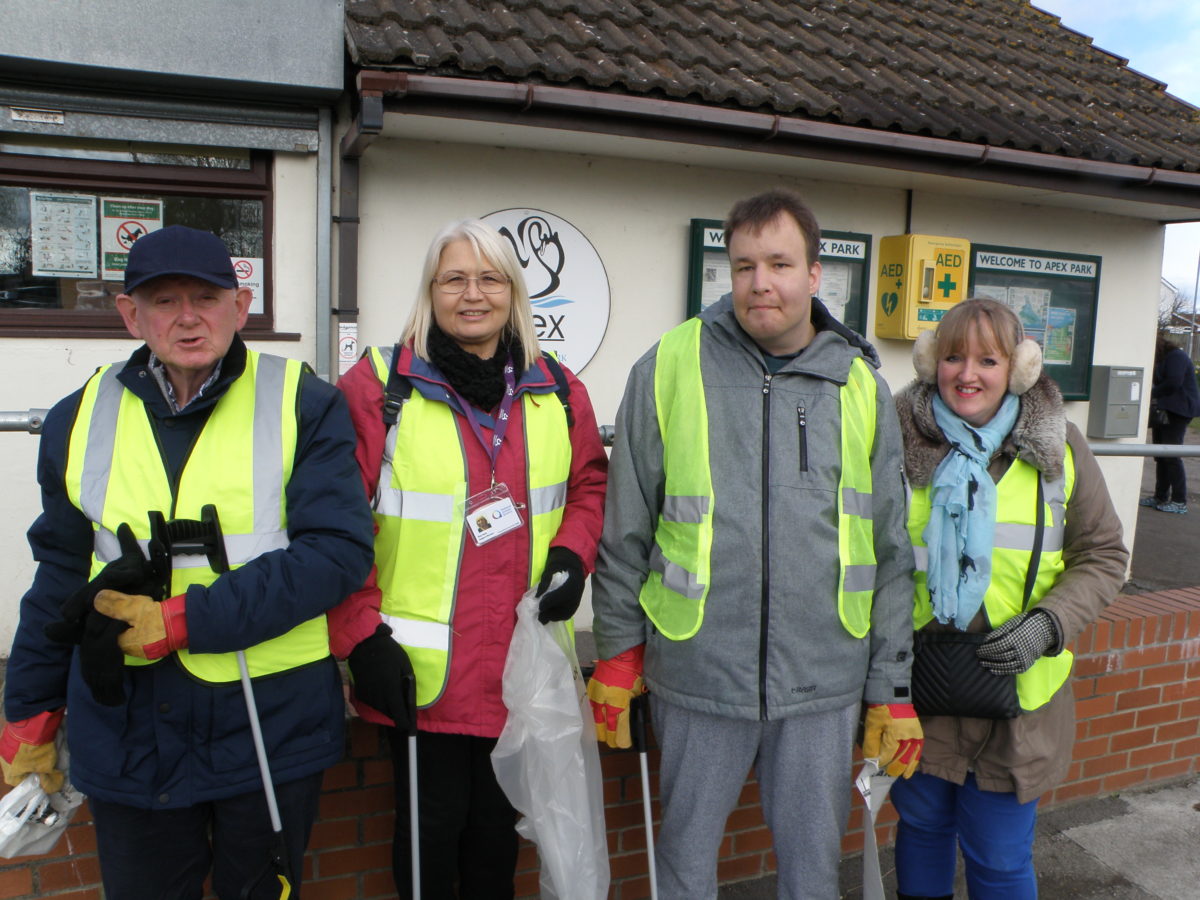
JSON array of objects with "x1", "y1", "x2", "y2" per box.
[
  {"x1": 535, "y1": 546, "x2": 585, "y2": 624},
  {"x1": 45, "y1": 522, "x2": 167, "y2": 706},
  {"x1": 45, "y1": 523, "x2": 164, "y2": 644},
  {"x1": 79, "y1": 612, "x2": 129, "y2": 706},
  {"x1": 977, "y1": 609, "x2": 1060, "y2": 675},
  {"x1": 348, "y1": 624, "x2": 417, "y2": 733}
]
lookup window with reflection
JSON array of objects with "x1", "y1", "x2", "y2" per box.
[{"x1": 0, "y1": 140, "x2": 272, "y2": 337}]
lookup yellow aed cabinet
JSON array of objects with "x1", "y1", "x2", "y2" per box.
[{"x1": 874, "y1": 234, "x2": 970, "y2": 340}]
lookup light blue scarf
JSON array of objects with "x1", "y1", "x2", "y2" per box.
[{"x1": 923, "y1": 393, "x2": 1021, "y2": 629}]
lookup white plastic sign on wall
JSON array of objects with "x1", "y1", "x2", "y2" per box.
[{"x1": 482, "y1": 208, "x2": 610, "y2": 373}]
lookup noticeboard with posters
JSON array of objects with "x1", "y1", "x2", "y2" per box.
[
  {"x1": 968, "y1": 244, "x2": 1101, "y2": 401},
  {"x1": 686, "y1": 219, "x2": 871, "y2": 335}
]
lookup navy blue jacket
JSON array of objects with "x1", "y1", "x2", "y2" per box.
[
  {"x1": 1152, "y1": 346, "x2": 1200, "y2": 419},
  {"x1": 5, "y1": 337, "x2": 374, "y2": 808}
]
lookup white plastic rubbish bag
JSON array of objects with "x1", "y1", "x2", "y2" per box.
[
  {"x1": 491, "y1": 582, "x2": 610, "y2": 900},
  {"x1": 0, "y1": 774, "x2": 83, "y2": 859}
]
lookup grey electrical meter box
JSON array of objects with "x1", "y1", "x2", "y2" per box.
[{"x1": 1087, "y1": 366, "x2": 1144, "y2": 438}]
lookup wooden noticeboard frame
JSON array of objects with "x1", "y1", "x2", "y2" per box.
[
  {"x1": 686, "y1": 219, "x2": 872, "y2": 335},
  {"x1": 968, "y1": 244, "x2": 1102, "y2": 401}
]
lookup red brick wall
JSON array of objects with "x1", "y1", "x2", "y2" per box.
[{"x1": 3, "y1": 588, "x2": 1198, "y2": 899}]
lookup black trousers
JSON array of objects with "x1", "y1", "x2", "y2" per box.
[
  {"x1": 387, "y1": 728, "x2": 518, "y2": 900},
  {"x1": 1151, "y1": 411, "x2": 1192, "y2": 502},
  {"x1": 89, "y1": 772, "x2": 323, "y2": 900}
]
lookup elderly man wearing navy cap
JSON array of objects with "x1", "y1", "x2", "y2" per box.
[{"x1": 0, "y1": 226, "x2": 374, "y2": 899}]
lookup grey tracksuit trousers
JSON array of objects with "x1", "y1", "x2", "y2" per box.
[{"x1": 651, "y1": 696, "x2": 858, "y2": 900}]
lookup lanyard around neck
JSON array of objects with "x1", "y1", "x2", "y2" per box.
[{"x1": 445, "y1": 358, "x2": 518, "y2": 474}]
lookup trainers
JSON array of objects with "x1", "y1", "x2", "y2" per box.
[
  {"x1": 1156, "y1": 501, "x2": 1188, "y2": 514},
  {"x1": 1140, "y1": 496, "x2": 1163, "y2": 507}
]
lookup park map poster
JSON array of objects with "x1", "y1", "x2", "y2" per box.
[{"x1": 969, "y1": 245, "x2": 1100, "y2": 400}]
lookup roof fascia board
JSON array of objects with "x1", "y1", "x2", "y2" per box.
[{"x1": 358, "y1": 71, "x2": 1200, "y2": 212}]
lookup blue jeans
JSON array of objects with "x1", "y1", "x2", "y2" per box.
[{"x1": 890, "y1": 771, "x2": 1039, "y2": 899}]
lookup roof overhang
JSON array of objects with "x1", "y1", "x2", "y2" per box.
[{"x1": 353, "y1": 71, "x2": 1200, "y2": 224}]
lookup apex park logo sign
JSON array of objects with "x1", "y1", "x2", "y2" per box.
[{"x1": 482, "y1": 208, "x2": 610, "y2": 373}]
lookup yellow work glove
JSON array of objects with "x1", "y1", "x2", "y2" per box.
[
  {"x1": 93, "y1": 590, "x2": 189, "y2": 660},
  {"x1": 586, "y1": 644, "x2": 646, "y2": 749},
  {"x1": 0, "y1": 709, "x2": 65, "y2": 794},
  {"x1": 862, "y1": 702, "x2": 924, "y2": 778}
]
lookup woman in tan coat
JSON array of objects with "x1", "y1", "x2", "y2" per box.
[{"x1": 891, "y1": 298, "x2": 1128, "y2": 899}]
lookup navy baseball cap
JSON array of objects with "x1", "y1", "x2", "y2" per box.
[{"x1": 123, "y1": 225, "x2": 238, "y2": 293}]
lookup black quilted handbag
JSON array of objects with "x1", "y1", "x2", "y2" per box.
[{"x1": 911, "y1": 631, "x2": 1020, "y2": 719}]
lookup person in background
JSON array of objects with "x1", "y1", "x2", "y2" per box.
[
  {"x1": 1141, "y1": 331, "x2": 1200, "y2": 514},
  {"x1": 588, "y1": 188, "x2": 921, "y2": 899},
  {"x1": 329, "y1": 219, "x2": 607, "y2": 900},
  {"x1": 891, "y1": 298, "x2": 1128, "y2": 900},
  {"x1": 1, "y1": 225, "x2": 374, "y2": 899}
]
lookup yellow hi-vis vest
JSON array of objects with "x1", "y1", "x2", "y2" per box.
[
  {"x1": 64, "y1": 351, "x2": 330, "y2": 683},
  {"x1": 909, "y1": 448, "x2": 1076, "y2": 711},
  {"x1": 639, "y1": 318, "x2": 880, "y2": 641},
  {"x1": 366, "y1": 346, "x2": 572, "y2": 708}
]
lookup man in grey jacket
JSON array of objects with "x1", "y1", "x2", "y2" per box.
[{"x1": 587, "y1": 189, "x2": 922, "y2": 899}]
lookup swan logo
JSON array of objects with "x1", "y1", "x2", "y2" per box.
[{"x1": 482, "y1": 208, "x2": 610, "y2": 373}]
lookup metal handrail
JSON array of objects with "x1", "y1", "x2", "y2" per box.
[
  {"x1": 1088, "y1": 443, "x2": 1200, "y2": 457},
  {"x1": 0, "y1": 409, "x2": 49, "y2": 434},
  {"x1": 4, "y1": 410, "x2": 1200, "y2": 457}
]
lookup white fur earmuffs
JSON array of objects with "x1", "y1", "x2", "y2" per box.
[{"x1": 912, "y1": 329, "x2": 1042, "y2": 395}]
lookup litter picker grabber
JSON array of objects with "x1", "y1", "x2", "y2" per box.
[
  {"x1": 404, "y1": 672, "x2": 420, "y2": 900},
  {"x1": 150, "y1": 505, "x2": 292, "y2": 900},
  {"x1": 630, "y1": 694, "x2": 658, "y2": 900}
]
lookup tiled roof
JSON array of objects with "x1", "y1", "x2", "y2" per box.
[{"x1": 344, "y1": 0, "x2": 1200, "y2": 173}]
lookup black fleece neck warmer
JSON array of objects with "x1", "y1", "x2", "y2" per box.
[{"x1": 426, "y1": 324, "x2": 526, "y2": 411}]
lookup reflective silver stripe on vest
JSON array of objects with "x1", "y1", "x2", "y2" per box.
[
  {"x1": 661, "y1": 495, "x2": 710, "y2": 524},
  {"x1": 78, "y1": 366, "x2": 124, "y2": 525},
  {"x1": 994, "y1": 522, "x2": 1065, "y2": 554},
  {"x1": 252, "y1": 356, "x2": 288, "y2": 539},
  {"x1": 372, "y1": 348, "x2": 409, "y2": 517},
  {"x1": 649, "y1": 544, "x2": 705, "y2": 599},
  {"x1": 913, "y1": 545, "x2": 928, "y2": 573},
  {"x1": 530, "y1": 480, "x2": 567, "y2": 516},
  {"x1": 844, "y1": 564, "x2": 876, "y2": 593},
  {"x1": 95, "y1": 531, "x2": 289, "y2": 566},
  {"x1": 381, "y1": 613, "x2": 451, "y2": 652},
  {"x1": 1045, "y1": 475, "x2": 1067, "y2": 528},
  {"x1": 375, "y1": 488, "x2": 456, "y2": 522},
  {"x1": 841, "y1": 488, "x2": 873, "y2": 519}
]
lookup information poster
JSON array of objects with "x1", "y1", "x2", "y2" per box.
[
  {"x1": 969, "y1": 245, "x2": 1101, "y2": 400},
  {"x1": 687, "y1": 219, "x2": 871, "y2": 333},
  {"x1": 30, "y1": 192, "x2": 98, "y2": 278},
  {"x1": 101, "y1": 198, "x2": 163, "y2": 280},
  {"x1": 232, "y1": 256, "x2": 264, "y2": 315}
]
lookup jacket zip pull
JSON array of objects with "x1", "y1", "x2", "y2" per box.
[
  {"x1": 762, "y1": 374, "x2": 772, "y2": 395},
  {"x1": 797, "y1": 403, "x2": 809, "y2": 473}
]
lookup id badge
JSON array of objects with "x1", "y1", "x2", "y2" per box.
[{"x1": 462, "y1": 483, "x2": 523, "y2": 546}]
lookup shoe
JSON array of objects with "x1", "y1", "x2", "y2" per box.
[
  {"x1": 1156, "y1": 501, "x2": 1188, "y2": 514},
  {"x1": 1140, "y1": 496, "x2": 1163, "y2": 507}
]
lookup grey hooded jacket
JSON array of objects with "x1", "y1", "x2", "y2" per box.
[{"x1": 592, "y1": 297, "x2": 915, "y2": 720}]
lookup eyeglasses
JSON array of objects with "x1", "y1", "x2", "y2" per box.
[{"x1": 433, "y1": 272, "x2": 510, "y2": 294}]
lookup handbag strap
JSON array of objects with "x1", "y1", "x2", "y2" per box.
[{"x1": 1021, "y1": 475, "x2": 1045, "y2": 610}]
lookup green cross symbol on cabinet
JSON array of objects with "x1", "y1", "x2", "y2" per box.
[{"x1": 937, "y1": 272, "x2": 957, "y2": 298}]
